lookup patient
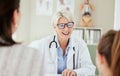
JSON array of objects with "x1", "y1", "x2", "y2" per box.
[
  {"x1": 0, "y1": 0, "x2": 42, "y2": 75},
  {"x1": 96, "y1": 29, "x2": 120, "y2": 76}
]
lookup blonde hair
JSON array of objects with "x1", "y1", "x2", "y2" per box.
[{"x1": 51, "y1": 9, "x2": 74, "y2": 26}]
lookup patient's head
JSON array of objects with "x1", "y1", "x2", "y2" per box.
[
  {"x1": 0, "y1": 0, "x2": 20, "y2": 46},
  {"x1": 96, "y1": 29, "x2": 120, "y2": 76}
]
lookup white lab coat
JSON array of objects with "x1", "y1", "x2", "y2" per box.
[{"x1": 29, "y1": 35, "x2": 96, "y2": 76}]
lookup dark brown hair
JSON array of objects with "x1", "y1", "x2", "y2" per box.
[
  {"x1": 98, "y1": 29, "x2": 120, "y2": 76},
  {"x1": 0, "y1": 0, "x2": 20, "y2": 46}
]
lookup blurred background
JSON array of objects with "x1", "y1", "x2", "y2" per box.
[{"x1": 14, "y1": 0, "x2": 116, "y2": 44}]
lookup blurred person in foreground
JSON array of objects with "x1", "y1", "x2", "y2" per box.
[
  {"x1": 96, "y1": 29, "x2": 120, "y2": 76},
  {"x1": 0, "y1": 0, "x2": 42, "y2": 76}
]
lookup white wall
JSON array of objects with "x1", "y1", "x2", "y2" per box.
[
  {"x1": 92, "y1": 0, "x2": 114, "y2": 33},
  {"x1": 15, "y1": 0, "x2": 115, "y2": 44},
  {"x1": 114, "y1": 0, "x2": 120, "y2": 30},
  {"x1": 14, "y1": 0, "x2": 30, "y2": 44},
  {"x1": 29, "y1": 0, "x2": 55, "y2": 42}
]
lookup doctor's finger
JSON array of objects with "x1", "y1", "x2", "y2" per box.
[
  {"x1": 66, "y1": 70, "x2": 72, "y2": 76},
  {"x1": 62, "y1": 69, "x2": 72, "y2": 76},
  {"x1": 64, "y1": 69, "x2": 72, "y2": 76},
  {"x1": 70, "y1": 71, "x2": 76, "y2": 76}
]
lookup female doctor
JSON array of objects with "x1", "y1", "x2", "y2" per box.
[{"x1": 29, "y1": 10, "x2": 95, "y2": 76}]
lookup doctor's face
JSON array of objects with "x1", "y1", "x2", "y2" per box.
[{"x1": 54, "y1": 17, "x2": 74, "y2": 40}]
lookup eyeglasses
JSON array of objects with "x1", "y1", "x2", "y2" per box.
[{"x1": 57, "y1": 22, "x2": 74, "y2": 29}]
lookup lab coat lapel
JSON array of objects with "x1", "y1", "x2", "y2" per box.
[
  {"x1": 48, "y1": 35, "x2": 57, "y2": 63},
  {"x1": 44, "y1": 36, "x2": 58, "y2": 75},
  {"x1": 49, "y1": 46, "x2": 57, "y2": 63},
  {"x1": 49, "y1": 41, "x2": 57, "y2": 73},
  {"x1": 67, "y1": 47, "x2": 75, "y2": 69}
]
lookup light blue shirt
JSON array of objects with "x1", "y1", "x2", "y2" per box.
[{"x1": 56, "y1": 36, "x2": 72, "y2": 74}]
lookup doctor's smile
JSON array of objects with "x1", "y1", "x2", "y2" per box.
[{"x1": 62, "y1": 32, "x2": 69, "y2": 35}]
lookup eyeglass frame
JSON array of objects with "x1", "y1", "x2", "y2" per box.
[{"x1": 57, "y1": 22, "x2": 74, "y2": 29}]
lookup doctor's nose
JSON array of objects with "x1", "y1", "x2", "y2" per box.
[{"x1": 64, "y1": 25, "x2": 69, "y2": 30}]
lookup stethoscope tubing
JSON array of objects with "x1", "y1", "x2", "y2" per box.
[{"x1": 49, "y1": 35, "x2": 57, "y2": 48}]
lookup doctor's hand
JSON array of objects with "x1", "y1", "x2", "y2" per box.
[{"x1": 61, "y1": 69, "x2": 77, "y2": 76}]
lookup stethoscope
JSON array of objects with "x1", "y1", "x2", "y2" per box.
[{"x1": 49, "y1": 35, "x2": 76, "y2": 69}]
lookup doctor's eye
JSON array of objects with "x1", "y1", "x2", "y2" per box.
[
  {"x1": 67, "y1": 22, "x2": 74, "y2": 28},
  {"x1": 57, "y1": 23, "x2": 65, "y2": 29}
]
